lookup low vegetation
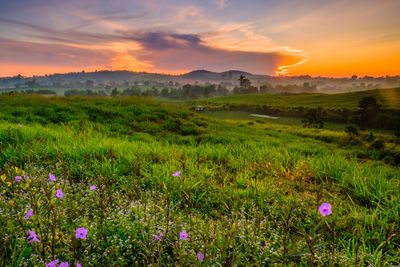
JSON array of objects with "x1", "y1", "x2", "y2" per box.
[
  {"x1": 192, "y1": 88, "x2": 400, "y2": 131},
  {"x1": 0, "y1": 94, "x2": 399, "y2": 266}
]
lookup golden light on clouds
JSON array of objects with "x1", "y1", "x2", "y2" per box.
[{"x1": 0, "y1": 0, "x2": 399, "y2": 77}]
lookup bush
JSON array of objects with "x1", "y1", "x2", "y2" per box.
[
  {"x1": 370, "y1": 140, "x2": 385, "y2": 150},
  {"x1": 395, "y1": 122, "x2": 400, "y2": 137},
  {"x1": 179, "y1": 123, "x2": 200, "y2": 135},
  {"x1": 344, "y1": 124, "x2": 359, "y2": 136},
  {"x1": 339, "y1": 135, "x2": 363, "y2": 147}
]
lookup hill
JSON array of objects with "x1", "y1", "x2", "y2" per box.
[
  {"x1": 192, "y1": 87, "x2": 400, "y2": 131},
  {"x1": 180, "y1": 69, "x2": 254, "y2": 81},
  {"x1": 195, "y1": 87, "x2": 400, "y2": 110}
]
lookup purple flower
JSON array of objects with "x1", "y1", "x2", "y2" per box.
[
  {"x1": 153, "y1": 232, "x2": 163, "y2": 242},
  {"x1": 19, "y1": 124, "x2": 23, "y2": 128},
  {"x1": 26, "y1": 209, "x2": 34, "y2": 220},
  {"x1": 173, "y1": 170, "x2": 181, "y2": 178},
  {"x1": 76, "y1": 264, "x2": 82, "y2": 267},
  {"x1": 59, "y1": 262, "x2": 69, "y2": 267},
  {"x1": 27, "y1": 230, "x2": 40, "y2": 243},
  {"x1": 179, "y1": 230, "x2": 188, "y2": 241},
  {"x1": 197, "y1": 252, "x2": 204, "y2": 262},
  {"x1": 75, "y1": 227, "x2": 88, "y2": 239},
  {"x1": 90, "y1": 185, "x2": 97, "y2": 191},
  {"x1": 24, "y1": 175, "x2": 30, "y2": 180},
  {"x1": 15, "y1": 176, "x2": 22, "y2": 182},
  {"x1": 46, "y1": 259, "x2": 59, "y2": 267},
  {"x1": 318, "y1": 203, "x2": 332, "y2": 216},
  {"x1": 48, "y1": 173, "x2": 56, "y2": 182},
  {"x1": 55, "y1": 189, "x2": 63, "y2": 199}
]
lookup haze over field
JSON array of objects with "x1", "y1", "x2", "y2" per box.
[{"x1": 1, "y1": 0, "x2": 399, "y2": 77}]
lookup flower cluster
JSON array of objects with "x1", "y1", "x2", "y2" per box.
[
  {"x1": 27, "y1": 230, "x2": 40, "y2": 243},
  {"x1": 13, "y1": 171, "x2": 89, "y2": 265}
]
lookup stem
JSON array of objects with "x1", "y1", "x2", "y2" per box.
[
  {"x1": 157, "y1": 193, "x2": 170, "y2": 267},
  {"x1": 304, "y1": 234, "x2": 317, "y2": 266}
]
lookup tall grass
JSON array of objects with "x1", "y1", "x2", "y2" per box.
[{"x1": 0, "y1": 95, "x2": 399, "y2": 265}]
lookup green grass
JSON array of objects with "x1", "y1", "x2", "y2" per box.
[
  {"x1": 202, "y1": 110, "x2": 397, "y2": 135},
  {"x1": 195, "y1": 87, "x2": 400, "y2": 110},
  {"x1": 202, "y1": 110, "x2": 349, "y2": 130},
  {"x1": 0, "y1": 94, "x2": 399, "y2": 266}
]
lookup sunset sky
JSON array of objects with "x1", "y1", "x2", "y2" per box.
[{"x1": 0, "y1": 0, "x2": 399, "y2": 77}]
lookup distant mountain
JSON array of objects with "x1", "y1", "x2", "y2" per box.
[
  {"x1": 180, "y1": 70, "x2": 220, "y2": 80},
  {"x1": 180, "y1": 69, "x2": 255, "y2": 81},
  {"x1": 220, "y1": 70, "x2": 253, "y2": 76}
]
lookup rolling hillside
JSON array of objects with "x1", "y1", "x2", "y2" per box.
[
  {"x1": 0, "y1": 95, "x2": 399, "y2": 266},
  {"x1": 195, "y1": 87, "x2": 400, "y2": 110}
]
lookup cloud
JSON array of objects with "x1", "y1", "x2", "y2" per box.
[
  {"x1": 212, "y1": 0, "x2": 230, "y2": 9},
  {"x1": 0, "y1": 38, "x2": 115, "y2": 66},
  {"x1": 0, "y1": 15, "x2": 305, "y2": 75},
  {"x1": 122, "y1": 32, "x2": 303, "y2": 74}
]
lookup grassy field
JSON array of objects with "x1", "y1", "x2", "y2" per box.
[
  {"x1": 194, "y1": 87, "x2": 400, "y2": 110},
  {"x1": 201, "y1": 110, "x2": 399, "y2": 135},
  {"x1": 202, "y1": 110, "x2": 348, "y2": 130},
  {"x1": 1, "y1": 88, "x2": 109, "y2": 96},
  {"x1": 0, "y1": 94, "x2": 399, "y2": 266}
]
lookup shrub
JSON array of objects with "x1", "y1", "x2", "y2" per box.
[
  {"x1": 344, "y1": 124, "x2": 359, "y2": 136},
  {"x1": 370, "y1": 140, "x2": 385, "y2": 150},
  {"x1": 179, "y1": 123, "x2": 200, "y2": 135}
]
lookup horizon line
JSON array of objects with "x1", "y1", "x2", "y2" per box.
[{"x1": 1, "y1": 69, "x2": 400, "y2": 80}]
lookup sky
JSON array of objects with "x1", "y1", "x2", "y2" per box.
[{"x1": 0, "y1": 0, "x2": 399, "y2": 77}]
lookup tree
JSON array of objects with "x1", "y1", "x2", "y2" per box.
[
  {"x1": 358, "y1": 96, "x2": 381, "y2": 129},
  {"x1": 238, "y1": 75, "x2": 251, "y2": 88},
  {"x1": 358, "y1": 96, "x2": 380, "y2": 111},
  {"x1": 344, "y1": 124, "x2": 359, "y2": 136},
  {"x1": 302, "y1": 107, "x2": 326, "y2": 128},
  {"x1": 160, "y1": 87, "x2": 170, "y2": 98},
  {"x1": 395, "y1": 121, "x2": 400, "y2": 137},
  {"x1": 85, "y1": 79, "x2": 94, "y2": 88},
  {"x1": 259, "y1": 83, "x2": 274, "y2": 94},
  {"x1": 26, "y1": 79, "x2": 40, "y2": 88},
  {"x1": 111, "y1": 88, "x2": 119, "y2": 96}
]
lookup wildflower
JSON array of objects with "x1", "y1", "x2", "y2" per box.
[
  {"x1": 197, "y1": 252, "x2": 204, "y2": 262},
  {"x1": 173, "y1": 170, "x2": 181, "y2": 178},
  {"x1": 75, "y1": 227, "x2": 88, "y2": 239},
  {"x1": 19, "y1": 124, "x2": 23, "y2": 127},
  {"x1": 26, "y1": 209, "x2": 34, "y2": 220},
  {"x1": 24, "y1": 175, "x2": 30, "y2": 180},
  {"x1": 59, "y1": 262, "x2": 69, "y2": 267},
  {"x1": 179, "y1": 230, "x2": 188, "y2": 240},
  {"x1": 90, "y1": 185, "x2": 97, "y2": 191},
  {"x1": 46, "y1": 259, "x2": 59, "y2": 267},
  {"x1": 153, "y1": 232, "x2": 163, "y2": 242},
  {"x1": 27, "y1": 230, "x2": 40, "y2": 243},
  {"x1": 48, "y1": 173, "x2": 56, "y2": 182},
  {"x1": 56, "y1": 189, "x2": 63, "y2": 199},
  {"x1": 318, "y1": 203, "x2": 332, "y2": 216},
  {"x1": 77, "y1": 264, "x2": 82, "y2": 267},
  {"x1": 15, "y1": 176, "x2": 22, "y2": 182}
]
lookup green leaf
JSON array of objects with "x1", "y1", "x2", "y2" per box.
[
  {"x1": 191, "y1": 180, "x2": 202, "y2": 189},
  {"x1": 289, "y1": 251, "x2": 310, "y2": 257},
  {"x1": 170, "y1": 200, "x2": 181, "y2": 211},
  {"x1": 311, "y1": 220, "x2": 323, "y2": 237}
]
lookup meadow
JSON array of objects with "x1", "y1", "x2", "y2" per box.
[
  {"x1": 193, "y1": 88, "x2": 400, "y2": 109},
  {"x1": 0, "y1": 94, "x2": 399, "y2": 266}
]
